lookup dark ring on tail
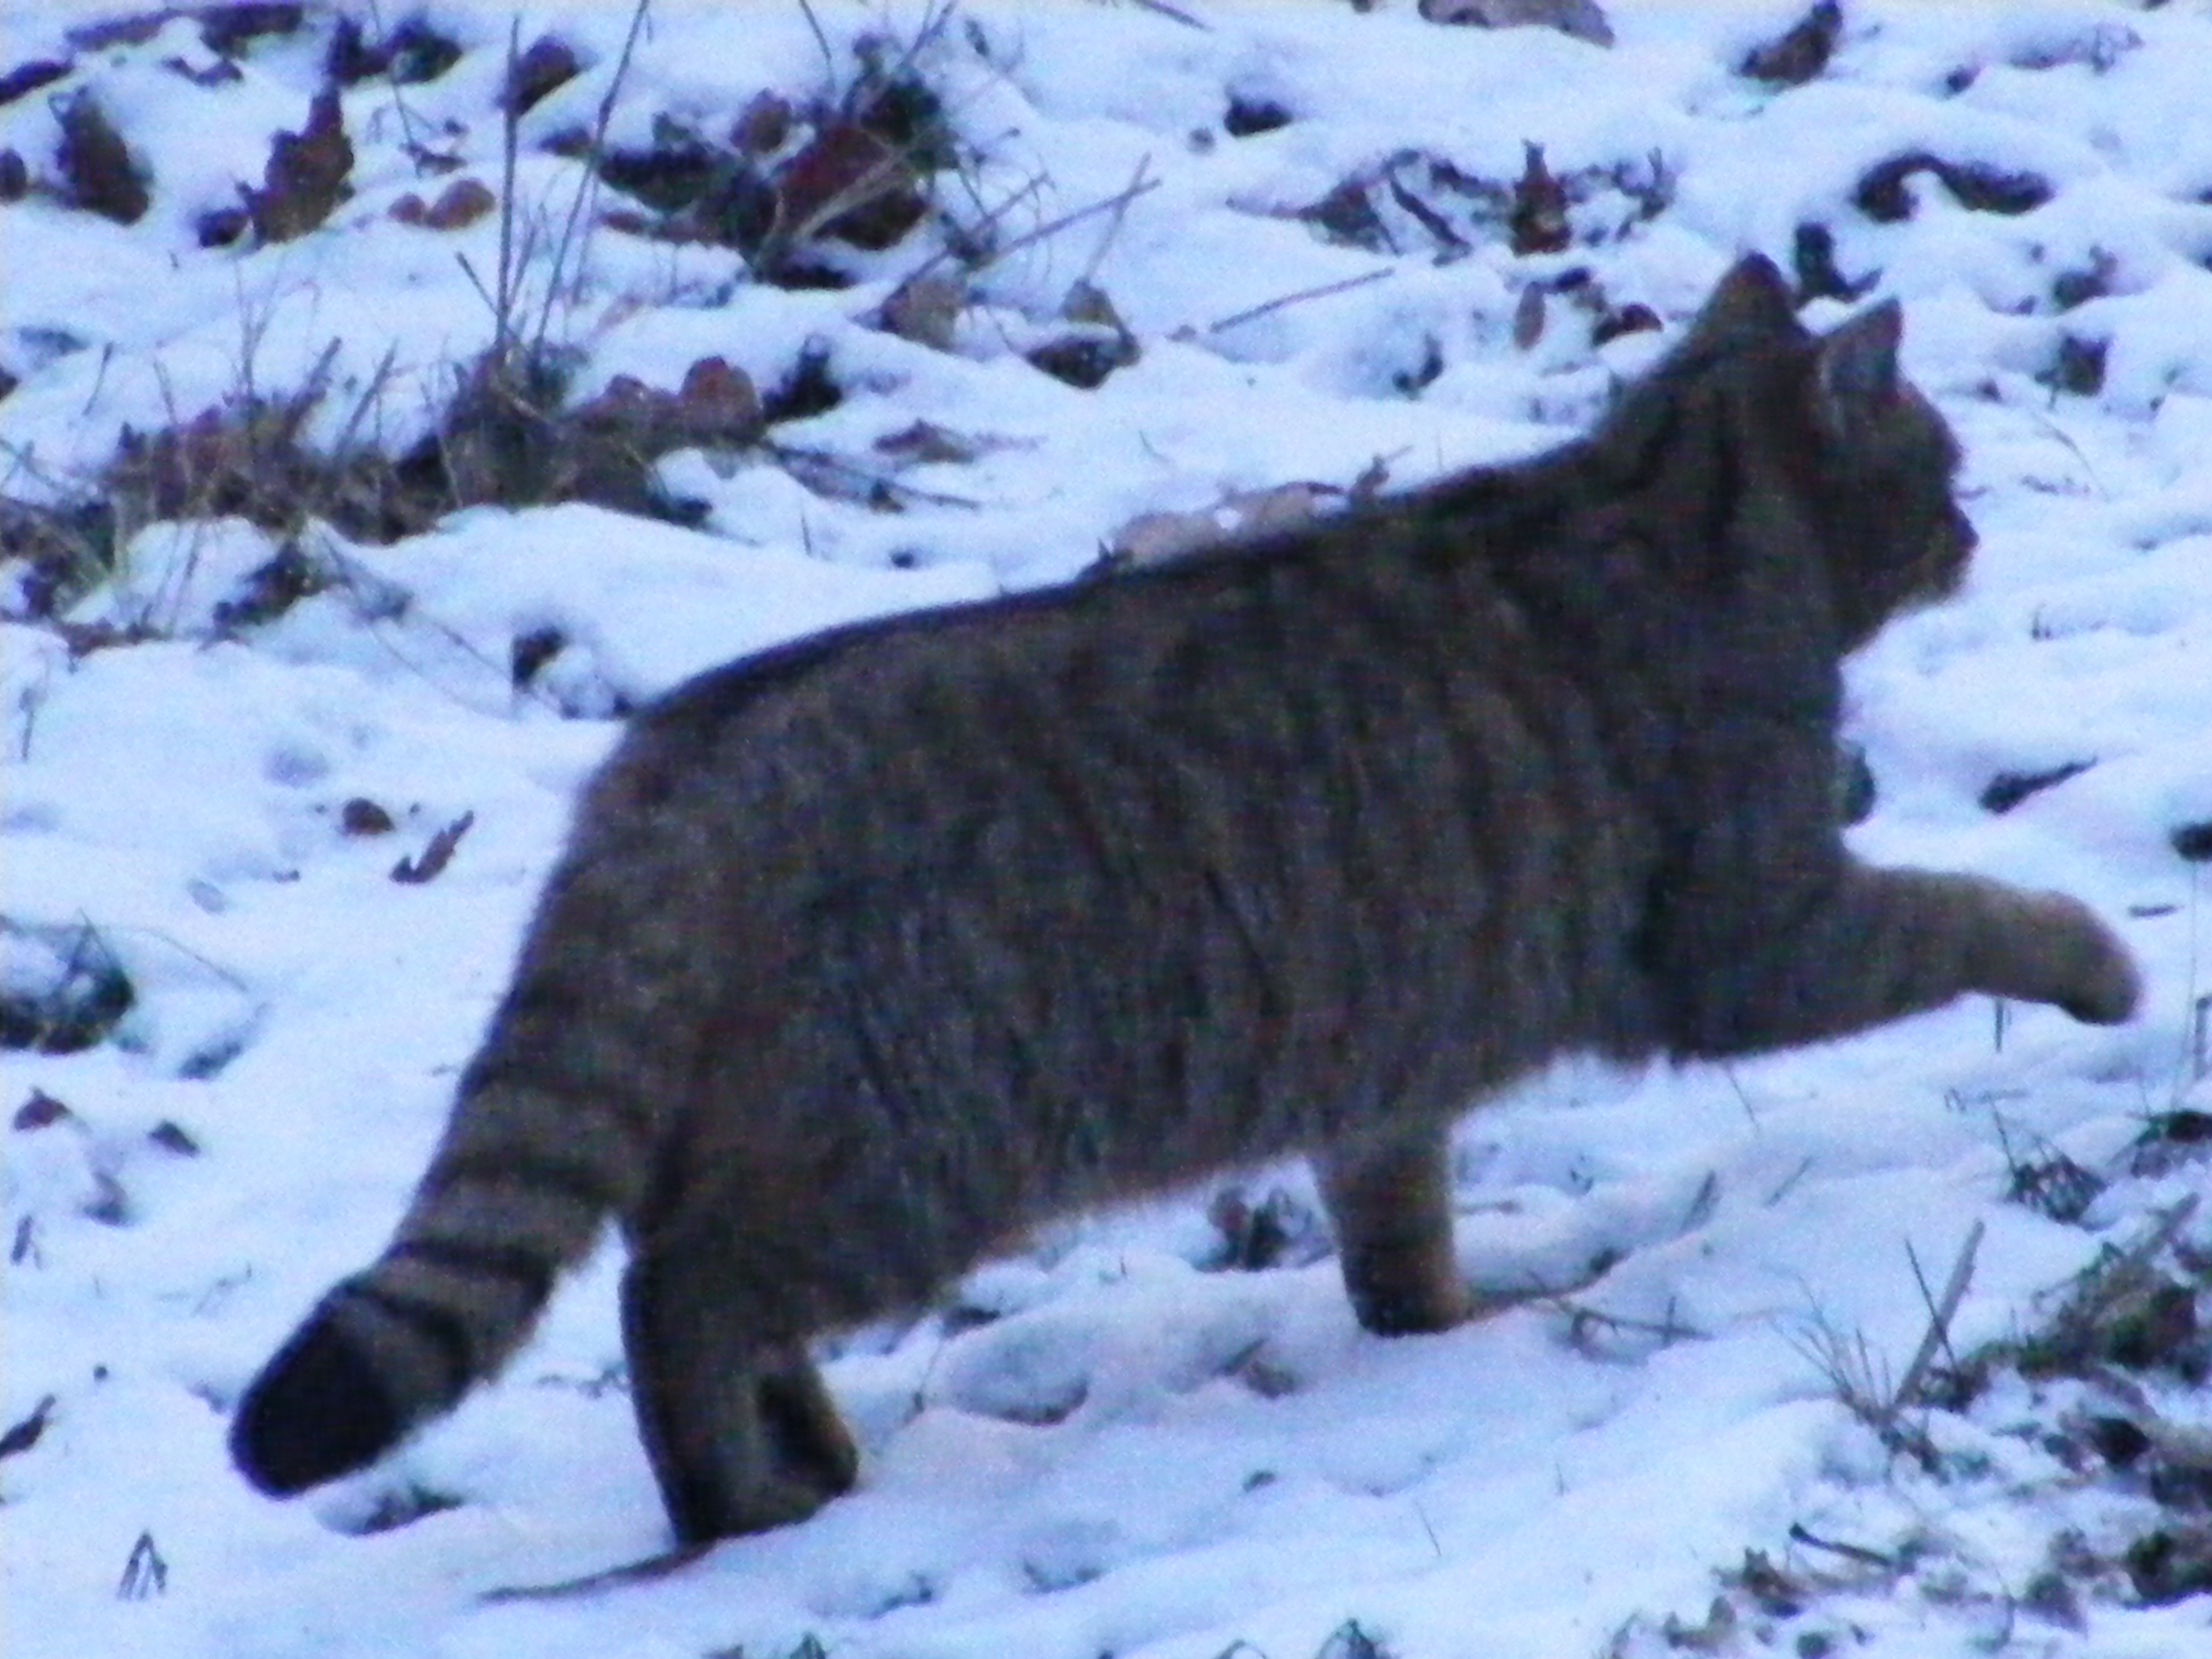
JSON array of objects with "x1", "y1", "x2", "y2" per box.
[{"x1": 230, "y1": 1293, "x2": 411, "y2": 1497}]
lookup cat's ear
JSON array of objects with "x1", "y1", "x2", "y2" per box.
[
  {"x1": 1684, "y1": 255, "x2": 1801, "y2": 347},
  {"x1": 1814, "y1": 298, "x2": 1904, "y2": 436}
]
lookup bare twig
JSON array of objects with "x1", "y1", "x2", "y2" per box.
[
  {"x1": 453, "y1": 251, "x2": 500, "y2": 325},
  {"x1": 1723, "y1": 1063, "x2": 1760, "y2": 1126},
  {"x1": 1126, "y1": 0, "x2": 1212, "y2": 28},
  {"x1": 81, "y1": 340, "x2": 116, "y2": 418},
  {"x1": 494, "y1": 18, "x2": 522, "y2": 365},
  {"x1": 1080, "y1": 152, "x2": 1152, "y2": 285},
  {"x1": 1552, "y1": 1294, "x2": 1708, "y2": 1348},
  {"x1": 971, "y1": 175, "x2": 1163, "y2": 276},
  {"x1": 2019, "y1": 399, "x2": 2108, "y2": 501},
  {"x1": 327, "y1": 343, "x2": 402, "y2": 464},
  {"x1": 794, "y1": 0, "x2": 838, "y2": 89},
  {"x1": 531, "y1": 0, "x2": 653, "y2": 355},
  {"x1": 480, "y1": 1543, "x2": 713, "y2": 1604},
  {"x1": 1679, "y1": 1170, "x2": 1720, "y2": 1235},
  {"x1": 1207, "y1": 266, "x2": 1393, "y2": 335},
  {"x1": 363, "y1": 0, "x2": 427, "y2": 162},
  {"x1": 764, "y1": 440, "x2": 982, "y2": 511},
  {"x1": 1787, "y1": 1522, "x2": 1895, "y2": 1570},
  {"x1": 1893, "y1": 1221, "x2": 1982, "y2": 1412},
  {"x1": 1786, "y1": 1223, "x2": 1982, "y2": 1471},
  {"x1": 895, "y1": 169, "x2": 1047, "y2": 290},
  {"x1": 1765, "y1": 1155, "x2": 1814, "y2": 1208},
  {"x1": 1413, "y1": 1500, "x2": 1442, "y2": 1561}
]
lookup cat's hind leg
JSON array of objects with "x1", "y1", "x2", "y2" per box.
[
  {"x1": 1317, "y1": 1120, "x2": 1469, "y2": 1336},
  {"x1": 620, "y1": 1248, "x2": 857, "y2": 1544}
]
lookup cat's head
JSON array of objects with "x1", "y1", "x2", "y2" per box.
[{"x1": 1672, "y1": 255, "x2": 1980, "y2": 650}]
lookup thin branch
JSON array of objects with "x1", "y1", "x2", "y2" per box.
[
  {"x1": 1081, "y1": 152, "x2": 1153, "y2": 285},
  {"x1": 764, "y1": 441, "x2": 982, "y2": 511},
  {"x1": 893, "y1": 169, "x2": 1048, "y2": 291},
  {"x1": 480, "y1": 1543, "x2": 713, "y2": 1605},
  {"x1": 2020, "y1": 399, "x2": 2108, "y2": 501},
  {"x1": 1892, "y1": 1220, "x2": 1982, "y2": 1412},
  {"x1": 494, "y1": 16, "x2": 522, "y2": 365},
  {"x1": 327, "y1": 342, "x2": 401, "y2": 466},
  {"x1": 1787, "y1": 1522, "x2": 1895, "y2": 1570},
  {"x1": 1126, "y1": 0, "x2": 1212, "y2": 29},
  {"x1": 970, "y1": 174, "x2": 1163, "y2": 276},
  {"x1": 1207, "y1": 266, "x2": 1393, "y2": 335},
  {"x1": 1765, "y1": 1155, "x2": 1814, "y2": 1208},
  {"x1": 794, "y1": 0, "x2": 837, "y2": 89},
  {"x1": 531, "y1": 0, "x2": 654, "y2": 355},
  {"x1": 364, "y1": 0, "x2": 426, "y2": 162}
]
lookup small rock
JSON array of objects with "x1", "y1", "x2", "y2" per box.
[
  {"x1": 874, "y1": 420, "x2": 980, "y2": 466},
  {"x1": 731, "y1": 91, "x2": 792, "y2": 156},
  {"x1": 1513, "y1": 283, "x2": 1546, "y2": 349},
  {"x1": 196, "y1": 203, "x2": 250, "y2": 247},
  {"x1": 55, "y1": 91, "x2": 149, "y2": 225},
  {"x1": 340, "y1": 797, "x2": 397, "y2": 836},
  {"x1": 2169, "y1": 821, "x2": 2212, "y2": 862},
  {"x1": 419, "y1": 176, "x2": 495, "y2": 230},
  {"x1": 2126, "y1": 1525, "x2": 2212, "y2": 1607},
  {"x1": 2039, "y1": 335, "x2": 2107, "y2": 398},
  {"x1": 1740, "y1": 1, "x2": 1843, "y2": 87},
  {"x1": 147, "y1": 1120, "x2": 200, "y2": 1156},
  {"x1": 501, "y1": 35, "x2": 579, "y2": 115},
  {"x1": 2088, "y1": 1416, "x2": 2151, "y2": 1468},
  {"x1": 14, "y1": 1088, "x2": 73, "y2": 1130},
  {"x1": 1591, "y1": 302, "x2": 1660, "y2": 346},
  {"x1": 510, "y1": 629, "x2": 565, "y2": 691},
  {"x1": 0, "y1": 1394, "x2": 55, "y2": 1459},
  {"x1": 1223, "y1": 94, "x2": 1292, "y2": 138}
]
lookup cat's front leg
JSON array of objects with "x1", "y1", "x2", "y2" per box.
[
  {"x1": 1683, "y1": 865, "x2": 2140, "y2": 1056},
  {"x1": 1967, "y1": 882, "x2": 2142, "y2": 1025}
]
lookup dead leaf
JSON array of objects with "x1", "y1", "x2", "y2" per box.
[
  {"x1": 0, "y1": 1395, "x2": 55, "y2": 1459},
  {"x1": 1510, "y1": 141, "x2": 1570, "y2": 255},
  {"x1": 1513, "y1": 283, "x2": 1546, "y2": 349},
  {"x1": 245, "y1": 84, "x2": 352, "y2": 243},
  {"x1": 390, "y1": 811, "x2": 475, "y2": 884},
  {"x1": 880, "y1": 274, "x2": 965, "y2": 352}
]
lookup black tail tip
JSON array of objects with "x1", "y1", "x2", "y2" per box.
[{"x1": 230, "y1": 1309, "x2": 404, "y2": 1497}]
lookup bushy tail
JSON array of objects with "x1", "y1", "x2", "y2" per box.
[{"x1": 231, "y1": 1061, "x2": 649, "y2": 1497}]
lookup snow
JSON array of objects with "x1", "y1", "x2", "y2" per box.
[{"x1": 4, "y1": 1, "x2": 2211, "y2": 1656}]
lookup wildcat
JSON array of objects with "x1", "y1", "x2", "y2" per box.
[{"x1": 230, "y1": 255, "x2": 2139, "y2": 1543}]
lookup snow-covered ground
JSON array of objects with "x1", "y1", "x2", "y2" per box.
[{"x1": 5, "y1": 2, "x2": 2212, "y2": 1656}]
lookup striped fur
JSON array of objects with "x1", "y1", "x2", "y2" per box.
[{"x1": 230, "y1": 256, "x2": 2138, "y2": 1540}]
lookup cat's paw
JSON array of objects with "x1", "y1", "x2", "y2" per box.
[{"x1": 2025, "y1": 893, "x2": 2142, "y2": 1025}]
